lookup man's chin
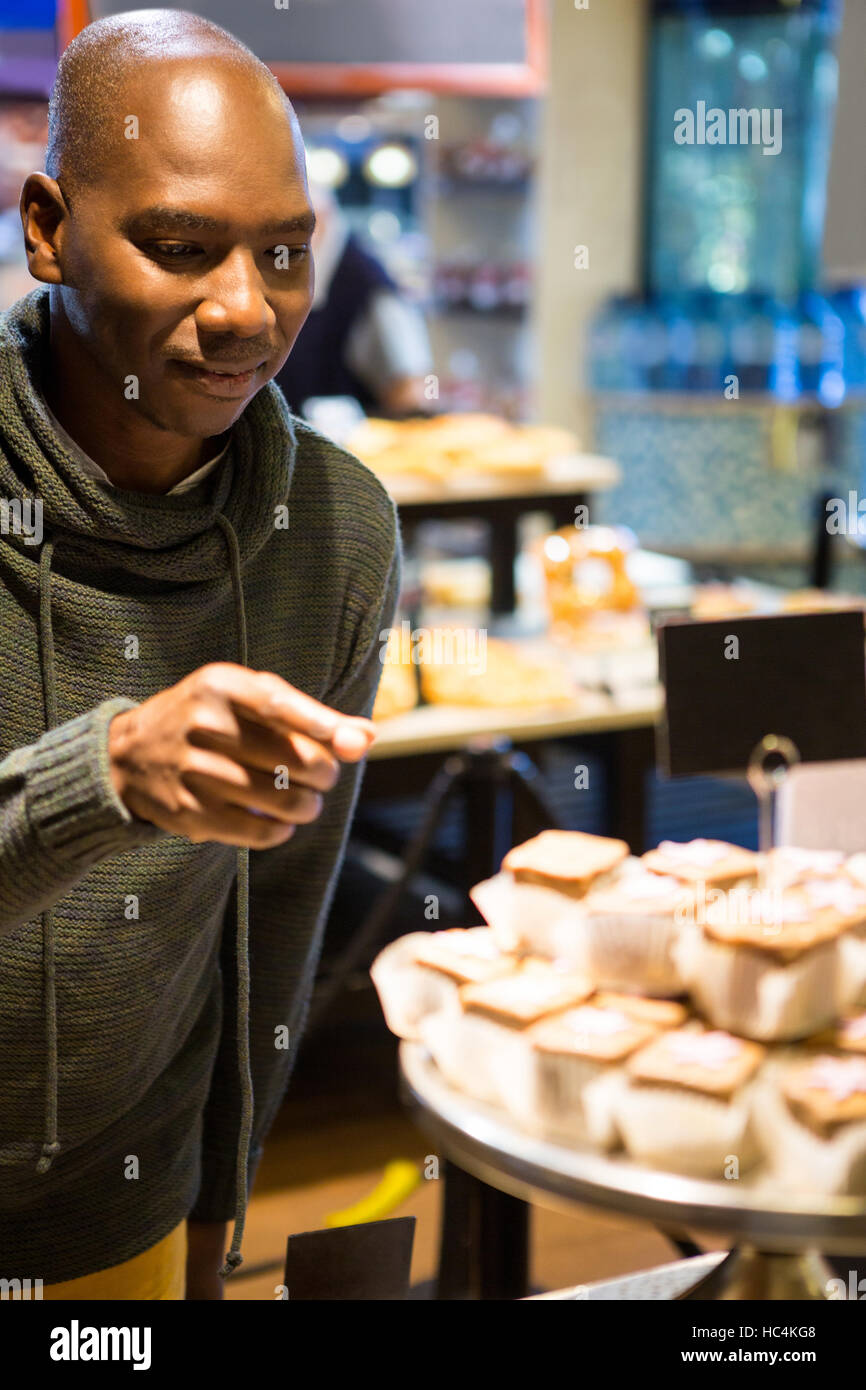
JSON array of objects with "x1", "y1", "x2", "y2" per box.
[{"x1": 144, "y1": 388, "x2": 259, "y2": 439}]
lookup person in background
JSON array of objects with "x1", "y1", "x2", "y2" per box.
[{"x1": 276, "y1": 180, "x2": 433, "y2": 418}]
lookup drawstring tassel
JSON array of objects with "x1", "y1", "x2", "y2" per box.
[
  {"x1": 216, "y1": 515, "x2": 254, "y2": 1279},
  {"x1": 37, "y1": 538, "x2": 62, "y2": 1176}
]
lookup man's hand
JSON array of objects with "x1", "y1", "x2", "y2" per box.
[
  {"x1": 108, "y1": 662, "x2": 376, "y2": 848},
  {"x1": 185, "y1": 1220, "x2": 228, "y2": 1300}
]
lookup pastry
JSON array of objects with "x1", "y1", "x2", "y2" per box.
[
  {"x1": 675, "y1": 886, "x2": 863, "y2": 1041},
  {"x1": 469, "y1": 869, "x2": 588, "y2": 960},
  {"x1": 613, "y1": 1026, "x2": 765, "y2": 1177},
  {"x1": 642, "y1": 839, "x2": 759, "y2": 887},
  {"x1": 502, "y1": 830, "x2": 630, "y2": 897},
  {"x1": 418, "y1": 635, "x2": 578, "y2": 708},
  {"x1": 580, "y1": 865, "x2": 696, "y2": 995},
  {"x1": 370, "y1": 927, "x2": 514, "y2": 1042},
  {"x1": 592, "y1": 992, "x2": 689, "y2": 1030},
  {"x1": 764, "y1": 846, "x2": 847, "y2": 890},
  {"x1": 753, "y1": 1054, "x2": 866, "y2": 1195},
  {"x1": 419, "y1": 959, "x2": 592, "y2": 1106},
  {"x1": 505, "y1": 1001, "x2": 658, "y2": 1146}
]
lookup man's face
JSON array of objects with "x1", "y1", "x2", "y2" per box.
[{"x1": 53, "y1": 63, "x2": 315, "y2": 438}]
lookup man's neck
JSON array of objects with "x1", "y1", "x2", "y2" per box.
[{"x1": 45, "y1": 304, "x2": 215, "y2": 495}]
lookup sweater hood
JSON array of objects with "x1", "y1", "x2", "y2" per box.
[{"x1": 0, "y1": 286, "x2": 296, "y2": 581}]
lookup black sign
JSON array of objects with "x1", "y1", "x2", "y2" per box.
[
  {"x1": 657, "y1": 610, "x2": 866, "y2": 777},
  {"x1": 284, "y1": 1216, "x2": 415, "y2": 1300}
]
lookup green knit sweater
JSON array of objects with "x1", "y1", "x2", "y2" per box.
[{"x1": 0, "y1": 286, "x2": 400, "y2": 1283}]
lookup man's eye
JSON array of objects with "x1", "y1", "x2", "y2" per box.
[
  {"x1": 149, "y1": 242, "x2": 200, "y2": 259},
  {"x1": 269, "y1": 245, "x2": 310, "y2": 266}
]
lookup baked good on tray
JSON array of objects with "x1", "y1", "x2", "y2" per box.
[
  {"x1": 642, "y1": 838, "x2": 760, "y2": 886},
  {"x1": 752, "y1": 1054, "x2": 866, "y2": 1194},
  {"x1": 675, "y1": 884, "x2": 866, "y2": 1042},
  {"x1": 611, "y1": 1026, "x2": 766, "y2": 1178},
  {"x1": 469, "y1": 830, "x2": 629, "y2": 961},
  {"x1": 372, "y1": 828, "x2": 866, "y2": 1196},
  {"x1": 370, "y1": 927, "x2": 514, "y2": 1042},
  {"x1": 419, "y1": 960, "x2": 593, "y2": 1106},
  {"x1": 506, "y1": 994, "x2": 688, "y2": 1147},
  {"x1": 502, "y1": 829, "x2": 630, "y2": 893},
  {"x1": 580, "y1": 866, "x2": 696, "y2": 996}
]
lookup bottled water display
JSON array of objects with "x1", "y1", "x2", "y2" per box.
[{"x1": 589, "y1": 1, "x2": 858, "y2": 404}]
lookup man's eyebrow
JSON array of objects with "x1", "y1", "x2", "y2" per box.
[{"x1": 119, "y1": 206, "x2": 317, "y2": 238}]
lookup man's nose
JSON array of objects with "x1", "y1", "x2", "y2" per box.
[{"x1": 195, "y1": 248, "x2": 275, "y2": 339}]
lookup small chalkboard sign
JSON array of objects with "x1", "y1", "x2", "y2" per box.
[
  {"x1": 657, "y1": 610, "x2": 866, "y2": 777},
  {"x1": 283, "y1": 1216, "x2": 416, "y2": 1300}
]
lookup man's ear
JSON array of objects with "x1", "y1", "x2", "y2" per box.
[{"x1": 20, "y1": 173, "x2": 69, "y2": 285}]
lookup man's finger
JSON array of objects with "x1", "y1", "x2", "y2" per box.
[{"x1": 200, "y1": 664, "x2": 342, "y2": 740}]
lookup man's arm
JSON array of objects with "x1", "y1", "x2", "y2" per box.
[
  {"x1": 0, "y1": 697, "x2": 164, "y2": 935},
  {"x1": 188, "y1": 519, "x2": 402, "y2": 1233}
]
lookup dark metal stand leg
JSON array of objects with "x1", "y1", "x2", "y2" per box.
[
  {"x1": 490, "y1": 514, "x2": 519, "y2": 616},
  {"x1": 436, "y1": 1160, "x2": 529, "y2": 1300},
  {"x1": 601, "y1": 725, "x2": 656, "y2": 853}
]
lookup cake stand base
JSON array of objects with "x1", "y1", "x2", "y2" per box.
[{"x1": 679, "y1": 1246, "x2": 834, "y2": 1300}]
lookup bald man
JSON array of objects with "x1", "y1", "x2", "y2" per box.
[{"x1": 0, "y1": 11, "x2": 400, "y2": 1297}]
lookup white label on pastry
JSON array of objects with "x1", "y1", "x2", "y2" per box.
[
  {"x1": 657, "y1": 840, "x2": 734, "y2": 867},
  {"x1": 773, "y1": 848, "x2": 845, "y2": 875},
  {"x1": 806, "y1": 1056, "x2": 866, "y2": 1100},
  {"x1": 617, "y1": 873, "x2": 683, "y2": 901},
  {"x1": 803, "y1": 880, "x2": 866, "y2": 915},
  {"x1": 664, "y1": 1031, "x2": 744, "y2": 1069},
  {"x1": 841, "y1": 1016, "x2": 866, "y2": 1043},
  {"x1": 560, "y1": 1006, "x2": 631, "y2": 1037}
]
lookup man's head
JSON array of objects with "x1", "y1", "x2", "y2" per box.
[{"x1": 21, "y1": 9, "x2": 315, "y2": 439}]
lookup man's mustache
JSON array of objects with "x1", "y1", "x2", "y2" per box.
[{"x1": 168, "y1": 346, "x2": 277, "y2": 366}]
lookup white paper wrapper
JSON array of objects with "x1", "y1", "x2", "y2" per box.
[
  {"x1": 750, "y1": 1068, "x2": 866, "y2": 1196},
  {"x1": 676, "y1": 931, "x2": 840, "y2": 1042},
  {"x1": 469, "y1": 871, "x2": 588, "y2": 964},
  {"x1": 419, "y1": 1004, "x2": 530, "y2": 1106},
  {"x1": 370, "y1": 933, "x2": 461, "y2": 1041},
  {"x1": 839, "y1": 928, "x2": 866, "y2": 1011},
  {"x1": 503, "y1": 1049, "x2": 627, "y2": 1149},
  {"x1": 580, "y1": 874, "x2": 688, "y2": 996},
  {"x1": 611, "y1": 1079, "x2": 762, "y2": 1178}
]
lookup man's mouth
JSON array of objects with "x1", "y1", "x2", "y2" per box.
[{"x1": 169, "y1": 359, "x2": 267, "y2": 399}]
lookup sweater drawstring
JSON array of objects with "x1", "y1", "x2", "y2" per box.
[
  {"x1": 35, "y1": 537, "x2": 61, "y2": 1175},
  {"x1": 34, "y1": 518, "x2": 255, "y2": 1282},
  {"x1": 215, "y1": 512, "x2": 253, "y2": 1278}
]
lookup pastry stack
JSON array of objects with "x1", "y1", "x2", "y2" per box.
[{"x1": 372, "y1": 830, "x2": 866, "y2": 1191}]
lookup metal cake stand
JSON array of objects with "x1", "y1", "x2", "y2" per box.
[{"x1": 399, "y1": 1041, "x2": 866, "y2": 1300}]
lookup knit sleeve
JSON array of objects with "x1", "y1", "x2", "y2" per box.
[
  {"x1": 0, "y1": 698, "x2": 165, "y2": 936},
  {"x1": 189, "y1": 513, "x2": 402, "y2": 1222}
]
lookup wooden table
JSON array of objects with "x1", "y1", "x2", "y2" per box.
[{"x1": 382, "y1": 453, "x2": 620, "y2": 614}]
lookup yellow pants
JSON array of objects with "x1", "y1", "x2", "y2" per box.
[{"x1": 42, "y1": 1221, "x2": 187, "y2": 1300}]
